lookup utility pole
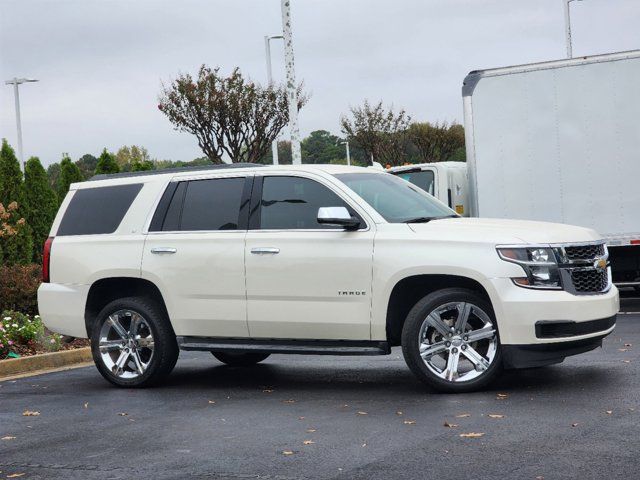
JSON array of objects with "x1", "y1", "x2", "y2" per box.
[
  {"x1": 564, "y1": 0, "x2": 583, "y2": 58},
  {"x1": 341, "y1": 141, "x2": 351, "y2": 166},
  {"x1": 5, "y1": 77, "x2": 39, "y2": 172},
  {"x1": 264, "y1": 35, "x2": 284, "y2": 165},
  {"x1": 281, "y1": 0, "x2": 302, "y2": 164}
]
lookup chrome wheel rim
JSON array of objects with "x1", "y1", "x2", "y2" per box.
[
  {"x1": 418, "y1": 301, "x2": 497, "y2": 383},
  {"x1": 98, "y1": 309, "x2": 154, "y2": 379}
]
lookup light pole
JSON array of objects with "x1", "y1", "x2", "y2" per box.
[
  {"x1": 340, "y1": 140, "x2": 351, "y2": 166},
  {"x1": 265, "y1": 34, "x2": 284, "y2": 165},
  {"x1": 281, "y1": 0, "x2": 302, "y2": 164},
  {"x1": 564, "y1": 0, "x2": 583, "y2": 58},
  {"x1": 5, "y1": 77, "x2": 39, "y2": 172}
]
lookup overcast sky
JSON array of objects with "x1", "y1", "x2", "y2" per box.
[{"x1": 1, "y1": 0, "x2": 638, "y2": 167}]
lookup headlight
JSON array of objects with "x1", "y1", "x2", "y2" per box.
[{"x1": 497, "y1": 247, "x2": 562, "y2": 290}]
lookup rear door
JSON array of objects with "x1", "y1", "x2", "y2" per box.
[
  {"x1": 142, "y1": 173, "x2": 252, "y2": 338},
  {"x1": 244, "y1": 173, "x2": 375, "y2": 340}
]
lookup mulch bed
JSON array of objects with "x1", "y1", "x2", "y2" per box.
[{"x1": 3, "y1": 337, "x2": 90, "y2": 359}]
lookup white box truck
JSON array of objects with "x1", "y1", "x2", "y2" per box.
[{"x1": 389, "y1": 50, "x2": 640, "y2": 288}]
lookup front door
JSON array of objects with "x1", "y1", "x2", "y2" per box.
[
  {"x1": 143, "y1": 174, "x2": 251, "y2": 338},
  {"x1": 245, "y1": 174, "x2": 374, "y2": 340}
]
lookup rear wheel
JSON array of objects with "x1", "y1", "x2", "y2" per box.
[
  {"x1": 401, "y1": 288, "x2": 502, "y2": 393},
  {"x1": 212, "y1": 352, "x2": 270, "y2": 366},
  {"x1": 91, "y1": 297, "x2": 178, "y2": 387}
]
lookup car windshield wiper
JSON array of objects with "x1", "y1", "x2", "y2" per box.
[{"x1": 404, "y1": 215, "x2": 458, "y2": 223}]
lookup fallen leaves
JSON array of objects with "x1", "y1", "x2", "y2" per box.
[
  {"x1": 396, "y1": 411, "x2": 403, "y2": 416},
  {"x1": 118, "y1": 412, "x2": 128, "y2": 416},
  {"x1": 302, "y1": 440, "x2": 315, "y2": 445},
  {"x1": 488, "y1": 414, "x2": 505, "y2": 419},
  {"x1": 459, "y1": 432, "x2": 485, "y2": 438},
  {"x1": 624, "y1": 343, "x2": 632, "y2": 347},
  {"x1": 1, "y1": 436, "x2": 16, "y2": 440},
  {"x1": 22, "y1": 411, "x2": 40, "y2": 417},
  {"x1": 208, "y1": 400, "x2": 216, "y2": 404},
  {"x1": 443, "y1": 421, "x2": 458, "y2": 428},
  {"x1": 306, "y1": 428, "x2": 317, "y2": 433},
  {"x1": 571, "y1": 423, "x2": 579, "y2": 427},
  {"x1": 83, "y1": 402, "x2": 89, "y2": 409},
  {"x1": 356, "y1": 411, "x2": 368, "y2": 416},
  {"x1": 7, "y1": 474, "x2": 26, "y2": 478},
  {"x1": 605, "y1": 410, "x2": 613, "y2": 415},
  {"x1": 262, "y1": 389, "x2": 274, "y2": 393},
  {"x1": 283, "y1": 399, "x2": 296, "y2": 404},
  {"x1": 622, "y1": 360, "x2": 631, "y2": 364},
  {"x1": 403, "y1": 420, "x2": 416, "y2": 425},
  {"x1": 282, "y1": 450, "x2": 294, "y2": 456},
  {"x1": 496, "y1": 393, "x2": 508, "y2": 400},
  {"x1": 455, "y1": 413, "x2": 471, "y2": 418}
]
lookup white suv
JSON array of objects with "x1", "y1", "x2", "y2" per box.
[{"x1": 38, "y1": 164, "x2": 619, "y2": 392}]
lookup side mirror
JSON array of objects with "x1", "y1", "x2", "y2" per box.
[{"x1": 317, "y1": 206, "x2": 360, "y2": 230}]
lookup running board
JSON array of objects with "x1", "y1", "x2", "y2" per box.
[{"x1": 177, "y1": 336, "x2": 391, "y2": 356}]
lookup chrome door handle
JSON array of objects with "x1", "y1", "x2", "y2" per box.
[
  {"x1": 250, "y1": 247, "x2": 280, "y2": 255},
  {"x1": 151, "y1": 247, "x2": 177, "y2": 254}
]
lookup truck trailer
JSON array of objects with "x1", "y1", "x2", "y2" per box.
[{"x1": 390, "y1": 50, "x2": 640, "y2": 288}]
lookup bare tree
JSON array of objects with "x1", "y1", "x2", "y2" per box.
[
  {"x1": 158, "y1": 66, "x2": 308, "y2": 163},
  {"x1": 408, "y1": 121, "x2": 465, "y2": 162},
  {"x1": 340, "y1": 100, "x2": 411, "y2": 166}
]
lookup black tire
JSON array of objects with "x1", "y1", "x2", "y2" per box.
[
  {"x1": 91, "y1": 297, "x2": 178, "y2": 387},
  {"x1": 401, "y1": 288, "x2": 503, "y2": 393},
  {"x1": 212, "y1": 352, "x2": 270, "y2": 366}
]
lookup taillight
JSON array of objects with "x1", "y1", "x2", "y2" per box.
[{"x1": 43, "y1": 237, "x2": 54, "y2": 283}]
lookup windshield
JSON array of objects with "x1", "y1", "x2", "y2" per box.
[{"x1": 334, "y1": 173, "x2": 456, "y2": 223}]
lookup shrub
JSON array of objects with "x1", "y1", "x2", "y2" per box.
[
  {"x1": 0, "y1": 311, "x2": 63, "y2": 357},
  {"x1": 0, "y1": 264, "x2": 41, "y2": 315}
]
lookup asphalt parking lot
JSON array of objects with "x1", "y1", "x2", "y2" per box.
[{"x1": 1, "y1": 313, "x2": 639, "y2": 480}]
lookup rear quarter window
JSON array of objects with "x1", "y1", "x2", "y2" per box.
[{"x1": 57, "y1": 184, "x2": 143, "y2": 236}]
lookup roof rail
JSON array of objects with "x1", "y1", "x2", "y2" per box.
[{"x1": 90, "y1": 162, "x2": 265, "y2": 181}]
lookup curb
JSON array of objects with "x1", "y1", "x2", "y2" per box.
[{"x1": 0, "y1": 347, "x2": 93, "y2": 379}]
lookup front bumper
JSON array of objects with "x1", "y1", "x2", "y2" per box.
[
  {"x1": 502, "y1": 333, "x2": 609, "y2": 369},
  {"x1": 487, "y1": 278, "x2": 619, "y2": 345}
]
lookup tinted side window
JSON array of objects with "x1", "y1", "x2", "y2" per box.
[
  {"x1": 260, "y1": 176, "x2": 354, "y2": 230},
  {"x1": 57, "y1": 184, "x2": 142, "y2": 236},
  {"x1": 179, "y1": 177, "x2": 245, "y2": 231},
  {"x1": 161, "y1": 182, "x2": 187, "y2": 231}
]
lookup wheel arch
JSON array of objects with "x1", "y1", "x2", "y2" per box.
[
  {"x1": 84, "y1": 277, "x2": 169, "y2": 337},
  {"x1": 385, "y1": 274, "x2": 494, "y2": 346}
]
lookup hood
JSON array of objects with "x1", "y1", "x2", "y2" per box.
[{"x1": 407, "y1": 217, "x2": 602, "y2": 245}]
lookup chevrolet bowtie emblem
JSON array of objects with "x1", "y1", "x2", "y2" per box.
[{"x1": 594, "y1": 258, "x2": 607, "y2": 270}]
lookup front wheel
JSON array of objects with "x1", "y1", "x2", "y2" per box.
[
  {"x1": 91, "y1": 297, "x2": 178, "y2": 387},
  {"x1": 401, "y1": 288, "x2": 502, "y2": 393}
]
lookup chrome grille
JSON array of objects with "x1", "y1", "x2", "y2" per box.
[
  {"x1": 564, "y1": 244, "x2": 605, "y2": 261},
  {"x1": 570, "y1": 267, "x2": 609, "y2": 293},
  {"x1": 558, "y1": 242, "x2": 609, "y2": 295}
]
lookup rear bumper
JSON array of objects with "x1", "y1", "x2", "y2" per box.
[
  {"x1": 37, "y1": 282, "x2": 89, "y2": 338},
  {"x1": 502, "y1": 332, "x2": 609, "y2": 369}
]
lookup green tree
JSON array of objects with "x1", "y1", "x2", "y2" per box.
[
  {"x1": 131, "y1": 160, "x2": 154, "y2": 171},
  {"x1": 0, "y1": 139, "x2": 25, "y2": 208},
  {"x1": 24, "y1": 157, "x2": 58, "y2": 261},
  {"x1": 57, "y1": 155, "x2": 83, "y2": 202},
  {"x1": 76, "y1": 154, "x2": 98, "y2": 179},
  {"x1": 408, "y1": 122, "x2": 466, "y2": 163},
  {"x1": 47, "y1": 162, "x2": 61, "y2": 190},
  {"x1": 158, "y1": 65, "x2": 308, "y2": 163},
  {"x1": 0, "y1": 201, "x2": 33, "y2": 265},
  {"x1": 340, "y1": 101, "x2": 411, "y2": 166},
  {"x1": 301, "y1": 130, "x2": 344, "y2": 164},
  {"x1": 95, "y1": 148, "x2": 120, "y2": 175},
  {"x1": 115, "y1": 145, "x2": 152, "y2": 171}
]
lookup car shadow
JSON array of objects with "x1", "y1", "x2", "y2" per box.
[{"x1": 155, "y1": 355, "x2": 618, "y2": 398}]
